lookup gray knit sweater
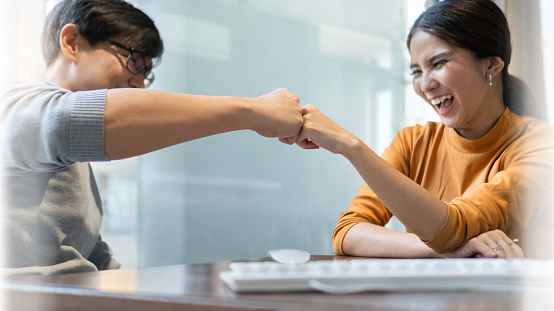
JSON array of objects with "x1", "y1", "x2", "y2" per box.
[{"x1": 1, "y1": 81, "x2": 120, "y2": 275}]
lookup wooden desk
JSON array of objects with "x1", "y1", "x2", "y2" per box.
[{"x1": 2, "y1": 256, "x2": 549, "y2": 311}]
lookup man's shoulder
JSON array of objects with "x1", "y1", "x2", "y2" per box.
[
  {"x1": 0, "y1": 80, "x2": 74, "y2": 116},
  {"x1": 1, "y1": 80, "x2": 68, "y2": 99}
]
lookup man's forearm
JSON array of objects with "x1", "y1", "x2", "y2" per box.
[{"x1": 103, "y1": 89, "x2": 255, "y2": 160}]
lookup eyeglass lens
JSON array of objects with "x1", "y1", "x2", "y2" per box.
[
  {"x1": 127, "y1": 55, "x2": 151, "y2": 76},
  {"x1": 126, "y1": 54, "x2": 154, "y2": 87}
]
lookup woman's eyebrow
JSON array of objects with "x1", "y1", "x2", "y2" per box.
[
  {"x1": 410, "y1": 52, "x2": 452, "y2": 69},
  {"x1": 427, "y1": 52, "x2": 452, "y2": 64}
]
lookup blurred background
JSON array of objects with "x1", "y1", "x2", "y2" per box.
[{"x1": 0, "y1": 0, "x2": 552, "y2": 269}]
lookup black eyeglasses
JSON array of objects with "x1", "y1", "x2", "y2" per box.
[{"x1": 104, "y1": 39, "x2": 159, "y2": 88}]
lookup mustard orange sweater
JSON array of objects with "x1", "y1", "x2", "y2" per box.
[{"x1": 333, "y1": 108, "x2": 554, "y2": 259}]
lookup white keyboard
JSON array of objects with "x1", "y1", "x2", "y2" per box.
[{"x1": 219, "y1": 258, "x2": 554, "y2": 293}]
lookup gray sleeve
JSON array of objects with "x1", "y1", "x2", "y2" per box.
[
  {"x1": 69, "y1": 90, "x2": 109, "y2": 162},
  {"x1": 87, "y1": 235, "x2": 121, "y2": 271},
  {"x1": 1, "y1": 83, "x2": 110, "y2": 173}
]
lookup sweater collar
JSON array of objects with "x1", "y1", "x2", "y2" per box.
[{"x1": 446, "y1": 107, "x2": 510, "y2": 152}]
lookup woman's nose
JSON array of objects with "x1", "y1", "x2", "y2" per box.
[{"x1": 420, "y1": 72, "x2": 439, "y2": 93}]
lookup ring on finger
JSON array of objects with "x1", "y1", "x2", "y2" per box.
[{"x1": 492, "y1": 245, "x2": 502, "y2": 252}]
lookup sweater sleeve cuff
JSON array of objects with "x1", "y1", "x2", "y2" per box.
[
  {"x1": 69, "y1": 89, "x2": 110, "y2": 162},
  {"x1": 332, "y1": 222, "x2": 357, "y2": 255},
  {"x1": 423, "y1": 203, "x2": 459, "y2": 253}
]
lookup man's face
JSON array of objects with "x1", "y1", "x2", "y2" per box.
[{"x1": 70, "y1": 39, "x2": 147, "y2": 91}]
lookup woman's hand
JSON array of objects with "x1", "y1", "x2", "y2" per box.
[
  {"x1": 444, "y1": 229, "x2": 523, "y2": 259},
  {"x1": 294, "y1": 104, "x2": 359, "y2": 155}
]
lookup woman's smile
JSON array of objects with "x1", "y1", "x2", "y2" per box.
[{"x1": 430, "y1": 95, "x2": 454, "y2": 115}]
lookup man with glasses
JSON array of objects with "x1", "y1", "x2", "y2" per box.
[{"x1": 1, "y1": 0, "x2": 303, "y2": 275}]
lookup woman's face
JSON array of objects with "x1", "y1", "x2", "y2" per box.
[{"x1": 409, "y1": 31, "x2": 501, "y2": 140}]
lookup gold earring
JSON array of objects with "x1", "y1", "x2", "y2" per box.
[{"x1": 489, "y1": 73, "x2": 493, "y2": 86}]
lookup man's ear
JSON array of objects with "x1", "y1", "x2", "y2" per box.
[
  {"x1": 59, "y1": 24, "x2": 85, "y2": 63},
  {"x1": 486, "y1": 56, "x2": 504, "y2": 79}
]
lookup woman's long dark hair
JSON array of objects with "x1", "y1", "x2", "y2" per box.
[{"x1": 406, "y1": 0, "x2": 547, "y2": 122}]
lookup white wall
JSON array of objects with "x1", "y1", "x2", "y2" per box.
[
  {"x1": 506, "y1": 0, "x2": 547, "y2": 119},
  {"x1": 539, "y1": 0, "x2": 554, "y2": 123}
]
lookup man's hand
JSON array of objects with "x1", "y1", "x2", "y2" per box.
[{"x1": 251, "y1": 88, "x2": 303, "y2": 143}]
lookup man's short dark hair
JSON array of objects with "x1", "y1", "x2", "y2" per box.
[{"x1": 41, "y1": 0, "x2": 164, "y2": 67}]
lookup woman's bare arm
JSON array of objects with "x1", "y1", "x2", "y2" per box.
[{"x1": 296, "y1": 104, "x2": 447, "y2": 241}]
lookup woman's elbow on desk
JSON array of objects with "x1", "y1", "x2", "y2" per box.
[{"x1": 341, "y1": 223, "x2": 440, "y2": 258}]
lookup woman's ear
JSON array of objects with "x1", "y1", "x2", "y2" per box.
[
  {"x1": 487, "y1": 56, "x2": 505, "y2": 78},
  {"x1": 59, "y1": 24, "x2": 85, "y2": 63}
]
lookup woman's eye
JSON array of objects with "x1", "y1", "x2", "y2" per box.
[
  {"x1": 432, "y1": 60, "x2": 447, "y2": 68},
  {"x1": 410, "y1": 70, "x2": 422, "y2": 76}
]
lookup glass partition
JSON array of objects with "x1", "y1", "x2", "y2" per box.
[{"x1": 134, "y1": 0, "x2": 407, "y2": 266}]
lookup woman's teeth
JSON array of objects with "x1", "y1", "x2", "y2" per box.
[{"x1": 430, "y1": 95, "x2": 453, "y2": 106}]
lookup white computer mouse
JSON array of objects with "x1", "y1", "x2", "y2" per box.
[{"x1": 267, "y1": 249, "x2": 311, "y2": 264}]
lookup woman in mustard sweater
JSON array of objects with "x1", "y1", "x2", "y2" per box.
[{"x1": 295, "y1": 0, "x2": 554, "y2": 259}]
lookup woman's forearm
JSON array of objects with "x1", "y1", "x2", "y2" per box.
[
  {"x1": 342, "y1": 139, "x2": 448, "y2": 241},
  {"x1": 342, "y1": 223, "x2": 440, "y2": 258},
  {"x1": 296, "y1": 104, "x2": 447, "y2": 242}
]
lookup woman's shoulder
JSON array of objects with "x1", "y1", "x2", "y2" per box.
[
  {"x1": 506, "y1": 109, "x2": 554, "y2": 139},
  {"x1": 503, "y1": 109, "x2": 554, "y2": 154},
  {"x1": 395, "y1": 120, "x2": 446, "y2": 142}
]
